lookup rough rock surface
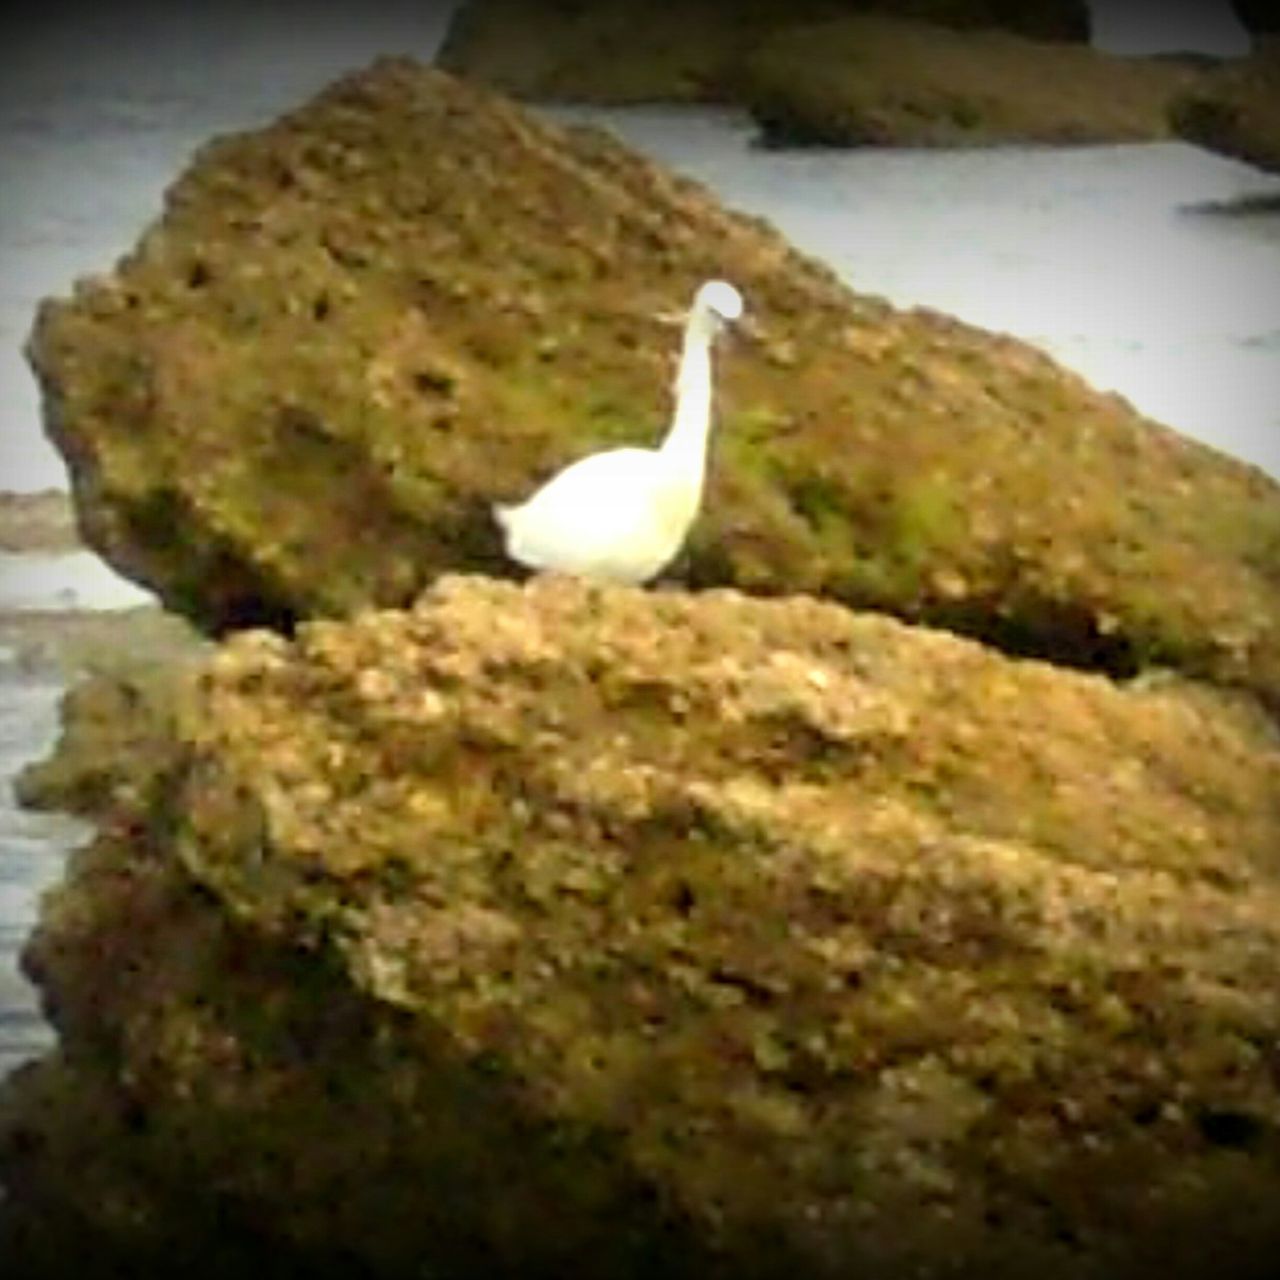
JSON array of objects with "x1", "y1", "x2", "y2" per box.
[
  {"x1": 27, "y1": 60, "x2": 1280, "y2": 710},
  {"x1": 435, "y1": 0, "x2": 1091, "y2": 104},
  {"x1": 3, "y1": 573, "x2": 1279, "y2": 1277},
  {"x1": 13, "y1": 661, "x2": 197, "y2": 816},
  {"x1": 1170, "y1": 38, "x2": 1280, "y2": 175},
  {"x1": 737, "y1": 15, "x2": 1203, "y2": 147}
]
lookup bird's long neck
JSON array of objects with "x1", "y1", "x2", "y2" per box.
[{"x1": 658, "y1": 310, "x2": 715, "y2": 482}]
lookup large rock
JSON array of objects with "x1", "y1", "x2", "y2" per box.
[
  {"x1": 1231, "y1": 1, "x2": 1280, "y2": 36},
  {"x1": 736, "y1": 15, "x2": 1205, "y2": 147},
  {"x1": 436, "y1": 0, "x2": 1090, "y2": 104},
  {"x1": 1170, "y1": 37, "x2": 1280, "y2": 174},
  {"x1": 0, "y1": 489, "x2": 79, "y2": 552},
  {"x1": 4, "y1": 573, "x2": 1280, "y2": 1276},
  {"x1": 26, "y1": 60, "x2": 1280, "y2": 711}
]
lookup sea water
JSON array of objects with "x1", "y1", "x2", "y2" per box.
[{"x1": 0, "y1": 665, "x2": 84, "y2": 1078}]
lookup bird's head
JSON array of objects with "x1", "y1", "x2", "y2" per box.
[
  {"x1": 696, "y1": 279, "x2": 744, "y2": 326},
  {"x1": 653, "y1": 280, "x2": 747, "y2": 341}
]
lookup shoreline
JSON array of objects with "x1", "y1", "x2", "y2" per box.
[
  {"x1": 0, "y1": 495, "x2": 204, "y2": 678},
  {"x1": 0, "y1": 491, "x2": 80, "y2": 555}
]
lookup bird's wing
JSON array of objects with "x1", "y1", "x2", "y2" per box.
[{"x1": 499, "y1": 447, "x2": 664, "y2": 562}]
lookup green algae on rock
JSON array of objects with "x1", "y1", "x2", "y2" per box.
[
  {"x1": 436, "y1": 0, "x2": 1204, "y2": 147},
  {"x1": 735, "y1": 15, "x2": 1205, "y2": 147},
  {"x1": 14, "y1": 661, "x2": 200, "y2": 817},
  {"x1": 3, "y1": 574, "x2": 1279, "y2": 1277},
  {"x1": 26, "y1": 59, "x2": 1280, "y2": 709}
]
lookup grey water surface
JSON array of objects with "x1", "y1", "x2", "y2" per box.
[{"x1": 0, "y1": 663, "x2": 84, "y2": 1078}]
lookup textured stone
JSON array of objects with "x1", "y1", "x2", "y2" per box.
[
  {"x1": 736, "y1": 15, "x2": 1203, "y2": 147},
  {"x1": 1170, "y1": 37, "x2": 1280, "y2": 175},
  {"x1": 436, "y1": 0, "x2": 1091, "y2": 103},
  {"x1": 3, "y1": 574, "x2": 1279, "y2": 1276}
]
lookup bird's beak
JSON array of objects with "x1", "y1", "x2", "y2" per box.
[{"x1": 652, "y1": 307, "x2": 686, "y2": 329}]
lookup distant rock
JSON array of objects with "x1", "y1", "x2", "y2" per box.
[
  {"x1": 26, "y1": 60, "x2": 1280, "y2": 711},
  {"x1": 0, "y1": 490, "x2": 79, "y2": 553},
  {"x1": 1170, "y1": 37, "x2": 1280, "y2": 174},
  {"x1": 0, "y1": 605, "x2": 205, "y2": 682},
  {"x1": 436, "y1": 0, "x2": 1208, "y2": 148},
  {"x1": 736, "y1": 15, "x2": 1206, "y2": 147},
  {"x1": 4, "y1": 573, "x2": 1279, "y2": 1276},
  {"x1": 1231, "y1": 0, "x2": 1280, "y2": 36},
  {"x1": 0, "y1": 488, "x2": 201, "y2": 681},
  {"x1": 436, "y1": 0, "x2": 1091, "y2": 105}
]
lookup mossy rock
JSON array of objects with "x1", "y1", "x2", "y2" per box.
[
  {"x1": 28, "y1": 59, "x2": 1280, "y2": 710},
  {"x1": 436, "y1": 0, "x2": 1090, "y2": 104},
  {"x1": 13, "y1": 658, "x2": 200, "y2": 817},
  {"x1": 736, "y1": 15, "x2": 1206, "y2": 146},
  {"x1": 1170, "y1": 37, "x2": 1280, "y2": 174},
  {"x1": 3, "y1": 575, "x2": 1279, "y2": 1276}
]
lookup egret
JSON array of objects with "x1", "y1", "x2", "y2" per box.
[{"x1": 494, "y1": 279, "x2": 743, "y2": 584}]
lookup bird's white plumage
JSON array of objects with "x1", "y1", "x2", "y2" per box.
[
  {"x1": 495, "y1": 279, "x2": 743, "y2": 585},
  {"x1": 697, "y1": 279, "x2": 743, "y2": 323}
]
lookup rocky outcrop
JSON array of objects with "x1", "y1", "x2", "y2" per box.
[
  {"x1": 435, "y1": 0, "x2": 1090, "y2": 104},
  {"x1": 736, "y1": 15, "x2": 1205, "y2": 147},
  {"x1": 13, "y1": 663, "x2": 196, "y2": 815},
  {"x1": 1170, "y1": 38, "x2": 1280, "y2": 174},
  {"x1": 0, "y1": 490, "x2": 79, "y2": 552},
  {"x1": 435, "y1": 0, "x2": 1208, "y2": 148},
  {"x1": 1231, "y1": 0, "x2": 1280, "y2": 36},
  {"x1": 26, "y1": 60, "x2": 1280, "y2": 711},
  {"x1": 4, "y1": 573, "x2": 1279, "y2": 1277}
]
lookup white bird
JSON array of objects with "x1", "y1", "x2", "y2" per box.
[{"x1": 494, "y1": 279, "x2": 744, "y2": 585}]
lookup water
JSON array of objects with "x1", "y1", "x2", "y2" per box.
[
  {"x1": 2, "y1": 4, "x2": 1279, "y2": 1075},
  {"x1": 0, "y1": 551, "x2": 154, "y2": 612},
  {"x1": 0, "y1": 664, "x2": 86, "y2": 1079}
]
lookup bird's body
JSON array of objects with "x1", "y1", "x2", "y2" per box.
[
  {"x1": 495, "y1": 446, "x2": 701, "y2": 584},
  {"x1": 495, "y1": 280, "x2": 743, "y2": 585}
]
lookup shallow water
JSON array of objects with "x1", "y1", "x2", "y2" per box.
[
  {"x1": 0, "y1": 548, "x2": 173, "y2": 1077},
  {"x1": 0, "y1": 551, "x2": 154, "y2": 612},
  {"x1": 0, "y1": 664, "x2": 85, "y2": 1079},
  {"x1": 2, "y1": 4, "x2": 1279, "y2": 1075}
]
